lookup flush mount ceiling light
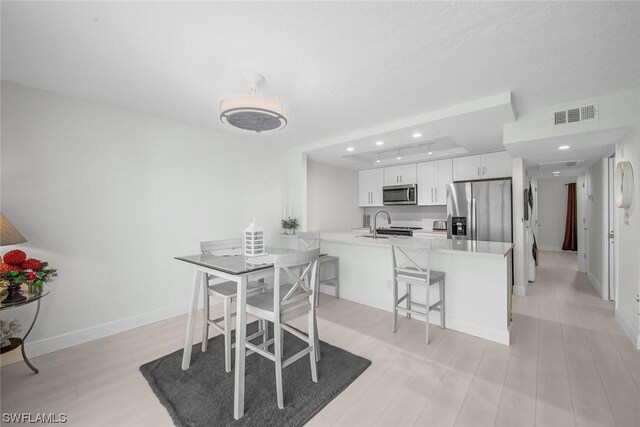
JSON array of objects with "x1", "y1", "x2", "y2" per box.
[
  {"x1": 220, "y1": 73, "x2": 287, "y2": 133},
  {"x1": 558, "y1": 145, "x2": 570, "y2": 150},
  {"x1": 376, "y1": 141, "x2": 384, "y2": 146},
  {"x1": 413, "y1": 132, "x2": 422, "y2": 138},
  {"x1": 347, "y1": 147, "x2": 354, "y2": 152}
]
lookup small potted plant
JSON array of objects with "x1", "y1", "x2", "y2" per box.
[{"x1": 281, "y1": 217, "x2": 299, "y2": 235}]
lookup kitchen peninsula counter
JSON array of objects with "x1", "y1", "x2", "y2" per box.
[
  {"x1": 316, "y1": 232, "x2": 513, "y2": 345},
  {"x1": 320, "y1": 232, "x2": 513, "y2": 257}
]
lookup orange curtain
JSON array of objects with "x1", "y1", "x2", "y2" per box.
[{"x1": 562, "y1": 183, "x2": 578, "y2": 251}]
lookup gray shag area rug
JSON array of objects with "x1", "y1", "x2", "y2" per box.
[{"x1": 140, "y1": 321, "x2": 371, "y2": 426}]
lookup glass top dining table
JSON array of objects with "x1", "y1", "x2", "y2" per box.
[{"x1": 174, "y1": 246, "x2": 297, "y2": 276}]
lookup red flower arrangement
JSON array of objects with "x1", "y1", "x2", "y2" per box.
[{"x1": 1, "y1": 249, "x2": 57, "y2": 290}]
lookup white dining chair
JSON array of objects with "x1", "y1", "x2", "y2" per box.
[
  {"x1": 244, "y1": 248, "x2": 320, "y2": 409},
  {"x1": 296, "y1": 231, "x2": 339, "y2": 307},
  {"x1": 200, "y1": 238, "x2": 268, "y2": 372},
  {"x1": 389, "y1": 237, "x2": 445, "y2": 344}
]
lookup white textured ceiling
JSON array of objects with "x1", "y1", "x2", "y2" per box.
[{"x1": 2, "y1": 1, "x2": 640, "y2": 149}]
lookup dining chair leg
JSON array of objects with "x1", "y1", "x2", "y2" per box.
[
  {"x1": 406, "y1": 283, "x2": 412, "y2": 319},
  {"x1": 335, "y1": 261, "x2": 340, "y2": 299},
  {"x1": 280, "y1": 328, "x2": 285, "y2": 359},
  {"x1": 314, "y1": 314, "x2": 321, "y2": 362},
  {"x1": 261, "y1": 319, "x2": 268, "y2": 344},
  {"x1": 274, "y1": 320, "x2": 284, "y2": 409},
  {"x1": 308, "y1": 311, "x2": 318, "y2": 383},
  {"x1": 202, "y1": 279, "x2": 209, "y2": 352},
  {"x1": 392, "y1": 279, "x2": 398, "y2": 333},
  {"x1": 223, "y1": 297, "x2": 232, "y2": 373},
  {"x1": 439, "y1": 278, "x2": 445, "y2": 329},
  {"x1": 425, "y1": 282, "x2": 430, "y2": 344}
]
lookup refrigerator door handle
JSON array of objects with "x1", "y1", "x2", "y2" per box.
[{"x1": 472, "y1": 198, "x2": 478, "y2": 240}]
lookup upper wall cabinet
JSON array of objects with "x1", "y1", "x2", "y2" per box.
[
  {"x1": 358, "y1": 168, "x2": 384, "y2": 207},
  {"x1": 453, "y1": 152, "x2": 512, "y2": 182},
  {"x1": 417, "y1": 159, "x2": 453, "y2": 205},
  {"x1": 384, "y1": 164, "x2": 417, "y2": 186}
]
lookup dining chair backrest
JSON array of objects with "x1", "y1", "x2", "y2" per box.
[
  {"x1": 200, "y1": 238, "x2": 243, "y2": 254},
  {"x1": 296, "y1": 231, "x2": 321, "y2": 252},
  {"x1": 273, "y1": 248, "x2": 320, "y2": 313},
  {"x1": 388, "y1": 237, "x2": 433, "y2": 276}
]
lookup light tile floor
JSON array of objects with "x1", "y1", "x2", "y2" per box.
[{"x1": 1, "y1": 251, "x2": 639, "y2": 426}]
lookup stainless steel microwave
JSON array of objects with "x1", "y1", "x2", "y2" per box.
[{"x1": 383, "y1": 184, "x2": 417, "y2": 205}]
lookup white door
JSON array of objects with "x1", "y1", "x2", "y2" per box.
[
  {"x1": 417, "y1": 161, "x2": 436, "y2": 205},
  {"x1": 482, "y1": 152, "x2": 512, "y2": 179},
  {"x1": 453, "y1": 155, "x2": 482, "y2": 182},
  {"x1": 434, "y1": 158, "x2": 453, "y2": 204},
  {"x1": 608, "y1": 156, "x2": 616, "y2": 301}
]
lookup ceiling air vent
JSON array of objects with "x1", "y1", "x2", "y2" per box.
[
  {"x1": 552, "y1": 103, "x2": 598, "y2": 126},
  {"x1": 567, "y1": 108, "x2": 580, "y2": 123},
  {"x1": 554, "y1": 110, "x2": 567, "y2": 125}
]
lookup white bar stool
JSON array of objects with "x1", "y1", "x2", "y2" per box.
[
  {"x1": 389, "y1": 237, "x2": 445, "y2": 344},
  {"x1": 244, "y1": 248, "x2": 320, "y2": 409},
  {"x1": 296, "y1": 231, "x2": 340, "y2": 307},
  {"x1": 200, "y1": 238, "x2": 268, "y2": 372}
]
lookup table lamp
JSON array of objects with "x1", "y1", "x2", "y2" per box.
[{"x1": 1, "y1": 213, "x2": 27, "y2": 303}]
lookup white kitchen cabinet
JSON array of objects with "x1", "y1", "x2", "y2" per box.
[
  {"x1": 384, "y1": 164, "x2": 417, "y2": 186},
  {"x1": 417, "y1": 158, "x2": 452, "y2": 205},
  {"x1": 358, "y1": 168, "x2": 384, "y2": 207},
  {"x1": 453, "y1": 152, "x2": 512, "y2": 182},
  {"x1": 482, "y1": 151, "x2": 512, "y2": 179}
]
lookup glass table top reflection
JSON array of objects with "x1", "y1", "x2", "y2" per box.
[
  {"x1": 0, "y1": 285, "x2": 51, "y2": 310},
  {"x1": 175, "y1": 246, "x2": 298, "y2": 275}
]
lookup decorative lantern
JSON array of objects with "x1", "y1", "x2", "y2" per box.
[{"x1": 244, "y1": 217, "x2": 265, "y2": 257}]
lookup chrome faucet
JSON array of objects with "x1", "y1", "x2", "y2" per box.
[{"x1": 373, "y1": 210, "x2": 391, "y2": 239}]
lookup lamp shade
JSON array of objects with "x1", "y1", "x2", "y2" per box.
[{"x1": 0, "y1": 213, "x2": 27, "y2": 246}]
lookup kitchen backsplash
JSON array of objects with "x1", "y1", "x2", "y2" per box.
[{"x1": 362, "y1": 205, "x2": 447, "y2": 231}]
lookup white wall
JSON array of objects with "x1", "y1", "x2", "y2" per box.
[
  {"x1": 536, "y1": 176, "x2": 576, "y2": 251},
  {"x1": 306, "y1": 159, "x2": 360, "y2": 231},
  {"x1": 0, "y1": 81, "x2": 288, "y2": 359},
  {"x1": 615, "y1": 126, "x2": 640, "y2": 348},
  {"x1": 586, "y1": 159, "x2": 607, "y2": 297}
]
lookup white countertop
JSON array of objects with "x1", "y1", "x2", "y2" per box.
[{"x1": 320, "y1": 232, "x2": 513, "y2": 257}]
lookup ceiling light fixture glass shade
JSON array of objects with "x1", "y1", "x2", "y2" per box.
[{"x1": 220, "y1": 73, "x2": 287, "y2": 133}]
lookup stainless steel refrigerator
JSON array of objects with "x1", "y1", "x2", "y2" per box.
[{"x1": 446, "y1": 179, "x2": 512, "y2": 243}]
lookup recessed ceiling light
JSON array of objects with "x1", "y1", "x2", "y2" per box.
[
  {"x1": 375, "y1": 141, "x2": 384, "y2": 146},
  {"x1": 413, "y1": 133, "x2": 422, "y2": 138},
  {"x1": 558, "y1": 145, "x2": 570, "y2": 150},
  {"x1": 553, "y1": 171, "x2": 560, "y2": 175},
  {"x1": 397, "y1": 156, "x2": 402, "y2": 160},
  {"x1": 376, "y1": 159, "x2": 381, "y2": 163},
  {"x1": 428, "y1": 151, "x2": 433, "y2": 155},
  {"x1": 346, "y1": 147, "x2": 354, "y2": 152}
]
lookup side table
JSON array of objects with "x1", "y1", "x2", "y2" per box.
[{"x1": 1, "y1": 285, "x2": 50, "y2": 373}]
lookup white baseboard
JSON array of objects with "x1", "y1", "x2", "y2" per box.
[
  {"x1": 615, "y1": 309, "x2": 640, "y2": 350},
  {"x1": 587, "y1": 271, "x2": 603, "y2": 297},
  {"x1": 23, "y1": 302, "x2": 191, "y2": 359},
  {"x1": 513, "y1": 284, "x2": 527, "y2": 296}
]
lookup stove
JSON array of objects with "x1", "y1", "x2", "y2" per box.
[{"x1": 376, "y1": 226, "x2": 423, "y2": 237}]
